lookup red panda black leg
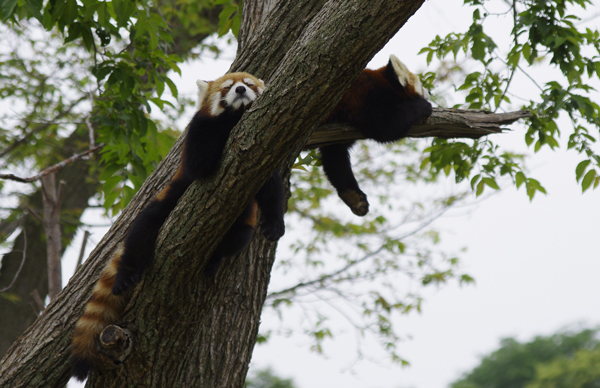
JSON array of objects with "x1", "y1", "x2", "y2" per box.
[
  {"x1": 255, "y1": 169, "x2": 286, "y2": 241},
  {"x1": 204, "y1": 222, "x2": 255, "y2": 276},
  {"x1": 320, "y1": 143, "x2": 369, "y2": 216},
  {"x1": 182, "y1": 112, "x2": 239, "y2": 180},
  {"x1": 338, "y1": 189, "x2": 369, "y2": 217},
  {"x1": 112, "y1": 176, "x2": 193, "y2": 295}
]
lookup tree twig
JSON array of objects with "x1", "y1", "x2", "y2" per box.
[
  {"x1": 0, "y1": 228, "x2": 27, "y2": 293},
  {"x1": 0, "y1": 95, "x2": 89, "y2": 159},
  {"x1": 0, "y1": 143, "x2": 104, "y2": 183},
  {"x1": 76, "y1": 230, "x2": 91, "y2": 270}
]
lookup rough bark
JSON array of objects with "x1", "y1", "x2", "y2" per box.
[{"x1": 0, "y1": 1, "x2": 530, "y2": 388}]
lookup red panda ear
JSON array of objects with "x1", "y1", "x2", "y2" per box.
[
  {"x1": 388, "y1": 54, "x2": 429, "y2": 99},
  {"x1": 257, "y1": 79, "x2": 266, "y2": 94},
  {"x1": 389, "y1": 54, "x2": 412, "y2": 88},
  {"x1": 196, "y1": 80, "x2": 210, "y2": 111}
]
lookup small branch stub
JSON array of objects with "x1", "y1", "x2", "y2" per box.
[{"x1": 97, "y1": 325, "x2": 133, "y2": 369}]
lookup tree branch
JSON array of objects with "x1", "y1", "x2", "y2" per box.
[
  {"x1": 305, "y1": 108, "x2": 532, "y2": 149},
  {"x1": 0, "y1": 95, "x2": 89, "y2": 159},
  {"x1": 0, "y1": 228, "x2": 27, "y2": 293},
  {"x1": 0, "y1": 143, "x2": 104, "y2": 183}
]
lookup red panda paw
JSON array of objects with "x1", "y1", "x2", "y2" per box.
[
  {"x1": 112, "y1": 266, "x2": 143, "y2": 295},
  {"x1": 262, "y1": 219, "x2": 285, "y2": 242},
  {"x1": 339, "y1": 189, "x2": 369, "y2": 217}
]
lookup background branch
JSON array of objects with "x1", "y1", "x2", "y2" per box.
[{"x1": 0, "y1": 143, "x2": 104, "y2": 183}]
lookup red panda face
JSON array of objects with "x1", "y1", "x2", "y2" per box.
[{"x1": 196, "y1": 72, "x2": 265, "y2": 116}]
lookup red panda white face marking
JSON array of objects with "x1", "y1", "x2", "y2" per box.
[
  {"x1": 196, "y1": 73, "x2": 265, "y2": 116},
  {"x1": 389, "y1": 54, "x2": 429, "y2": 99}
]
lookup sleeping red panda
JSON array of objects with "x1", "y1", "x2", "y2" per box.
[
  {"x1": 320, "y1": 54, "x2": 432, "y2": 216},
  {"x1": 70, "y1": 72, "x2": 286, "y2": 381}
]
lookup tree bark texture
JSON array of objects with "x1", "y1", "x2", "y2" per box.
[{"x1": 1, "y1": 2, "x2": 533, "y2": 388}]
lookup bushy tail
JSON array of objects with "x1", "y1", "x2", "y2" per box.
[{"x1": 70, "y1": 247, "x2": 128, "y2": 381}]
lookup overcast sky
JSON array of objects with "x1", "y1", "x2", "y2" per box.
[{"x1": 65, "y1": 1, "x2": 600, "y2": 387}]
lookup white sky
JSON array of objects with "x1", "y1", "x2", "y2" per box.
[{"x1": 64, "y1": 0, "x2": 600, "y2": 387}]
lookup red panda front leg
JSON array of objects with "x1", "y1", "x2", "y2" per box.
[
  {"x1": 320, "y1": 142, "x2": 369, "y2": 216},
  {"x1": 204, "y1": 220, "x2": 255, "y2": 276}
]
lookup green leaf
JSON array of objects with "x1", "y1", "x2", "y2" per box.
[
  {"x1": 103, "y1": 175, "x2": 122, "y2": 194},
  {"x1": 63, "y1": 0, "x2": 78, "y2": 26},
  {"x1": 218, "y1": 4, "x2": 237, "y2": 36},
  {"x1": 523, "y1": 42, "x2": 532, "y2": 63},
  {"x1": 147, "y1": 19, "x2": 159, "y2": 50},
  {"x1": 515, "y1": 171, "x2": 526, "y2": 188},
  {"x1": 231, "y1": 7, "x2": 241, "y2": 37},
  {"x1": 482, "y1": 177, "x2": 500, "y2": 190},
  {"x1": 113, "y1": 0, "x2": 134, "y2": 28},
  {"x1": 581, "y1": 169, "x2": 596, "y2": 192},
  {"x1": 164, "y1": 77, "x2": 178, "y2": 99},
  {"x1": 1, "y1": 0, "x2": 18, "y2": 20},
  {"x1": 470, "y1": 174, "x2": 480, "y2": 190},
  {"x1": 25, "y1": 0, "x2": 43, "y2": 21},
  {"x1": 576, "y1": 160, "x2": 591, "y2": 181},
  {"x1": 64, "y1": 22, "x2": 82, "y2": 43},
  {"x1": 476, "y1": 180, "x2": 484, "y2": 196}
]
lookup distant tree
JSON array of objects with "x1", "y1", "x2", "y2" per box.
[
  {"x1": 246, "y1": 367, "x2": 297, "y2": 388},
  {"x1": 527, "y1": 348, "x2": 600, "y2": 388},
  {"x1": 451, "y1": 328, "x2": 600, "y2": 388}
]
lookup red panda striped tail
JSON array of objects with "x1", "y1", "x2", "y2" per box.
[{"x1": 70, "y1": 246, "x2": 128, "y2": 381}]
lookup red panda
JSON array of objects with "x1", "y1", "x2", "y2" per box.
[
  {"x1": 320, "y1": 54, "x2": 433, "y2": 216},
  {"x1": 70, "y1": 72, "x2": 286, "y2": 381}
]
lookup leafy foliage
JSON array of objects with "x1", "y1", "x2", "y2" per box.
[
  {"x1": 451, "y1": 327, "x2": 600, "y2": 388},
  {"x1": 0, "y1": 0, "x2": 229, "y2": 213},
  {"x1": 420, "y1": 0, "x2": 600, "y2": 197},
  {"x1": 527, "y1": 348, "x2": 600, "y2": 388}
]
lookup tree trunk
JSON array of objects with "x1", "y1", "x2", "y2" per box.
[{"x1": 41, "y1": 172, "x2": 65, "y2": 301}]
